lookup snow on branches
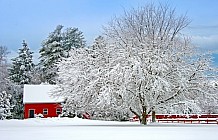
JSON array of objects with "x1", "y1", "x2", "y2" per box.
[
  {"x1": 53, "y1": 4, "x2": 218, "y2": 124},
  {"x1": 0, "y1": 91, "x2": 12, "y2": 120}
]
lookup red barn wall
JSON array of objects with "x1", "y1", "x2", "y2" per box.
[{"x1": 24, "y1": 103, "x2": 62, "y2": 119}]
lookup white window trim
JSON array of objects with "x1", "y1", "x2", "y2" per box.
[
  {"x1": 56, "y1": 108, "x2": 61, "y2": 115},
  {"x1": 43, "y1": 108, "x2": 48, "y2": 115}
]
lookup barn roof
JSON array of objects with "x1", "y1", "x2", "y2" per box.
[{"x1": 23, "y1": 84, "x2": 64, "y2": 104}]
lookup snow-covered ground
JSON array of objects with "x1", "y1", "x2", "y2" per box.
[{"x1": 0, "y1": 117, "x2": 217, "y2": 140}]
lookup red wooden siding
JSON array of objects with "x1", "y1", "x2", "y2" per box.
[{"x1": 24, "y1": 103, "x2": 62, "y2": 119}]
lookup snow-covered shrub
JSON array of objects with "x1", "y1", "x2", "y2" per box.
[{"x1": 35, "y1": 113, "x2": 44, "y2": 118}]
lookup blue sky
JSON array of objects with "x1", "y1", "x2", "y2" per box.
[{"x1": 0, "y1": 0, "x2": 218, "y2": 64}]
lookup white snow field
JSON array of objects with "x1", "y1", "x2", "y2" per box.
[{"x1": 0, "y1": 117, "x2": 217, "y2": 140}]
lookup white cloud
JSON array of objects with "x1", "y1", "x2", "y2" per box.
[{"x1": 191, "y1": 35, "x2": 218, "y2": 51}]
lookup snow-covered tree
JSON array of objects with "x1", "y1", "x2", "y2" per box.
[
  {"x1": 101, "y1": 3, "x2": 217, "y2": 124},
  {"x1": 54, "y1": 3, "x2": 218, "y2": 124},
  {"x1": 30, "y1": 65, "x2": 44, "y2": 84},
  {"x1": 0, "y1": 91, "x2": 12, "y2": 120},
  {"x1": 195, "y1": 65, "x2": 218, "y2": 114},
  {"x1": 10, "y1": 84, "x2": 23, "y2": 119},
  {"x1": 62, "y1": 27, "x2": 86, "y2": 57},
  {"x1": 39, "y1": 25, "x2": 86, "y2": 84},
  {"x1": 0, "y1": 46, "x2": 15, "y2": 119},
  {"x1": 53, "y1": 37, "x2": 129, "y2": 121},
  {"x1": 8, "y1": 40, "x2": 34, "y2": 85},
  {"x1": 0, "y1": 46, "x2": 10, "y2": 96},
  {"x1": 8, "y1": 41, "x2": 34, "y2": 119},
  {"x1": 0, "y1": 46, "x2": 9, "y2": 89},
  {"x1": 39, "y1": 25, "x2": 64, "y2": 84}
]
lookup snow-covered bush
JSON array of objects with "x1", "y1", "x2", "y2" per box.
[{"x1": 35, "y1": 113, "x2": 44, "y2": 118}]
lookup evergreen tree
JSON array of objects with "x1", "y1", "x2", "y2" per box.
[
  {"x1": 0, "y1": 91, "x2": 12, "y2": 120},
  {"x1": 9, "y1": 40, "x2": 34, "y2": 85},
  {"x1": 0, "y1": 46, "x2": 17, "y2": 119},
  {"x1": 39, "y1": 25, "x2": 64, "y2": 84},
  {"x1": 62, "y1": 27, "x2": 86, "y2": 57},
  {"x1": 0, "y1": 46, "x2": 9, "y2": 89},
  {"x1": 92, "y1": 36, "x2": 105, "y2": 50},
  {"x1": 30, "y1": 65, "x2": 43, "y2": 84},
  {"x1": 8, "y1": 41, "x2": 34, "y2": 119},
  {"x1": 39, "y1": 25, "x2": 86, "y2": 84},
  {"x1": 10, "y1": 84, "x2": 23, "y2": 119}
]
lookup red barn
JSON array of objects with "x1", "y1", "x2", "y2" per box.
[{"x1": 23, "y1": 84, "x2": 64, "y2": 119}]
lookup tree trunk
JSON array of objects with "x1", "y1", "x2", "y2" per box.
[
  {"x1": 141, "y1": 111, "x2": 147, "y2": 125},
  {"x1": 129, "y1": 107, "x2": 148, "y2": 125},
  {"x1": 152, "y1": 110, "x2": 156, "y2": 122},
  {"x1": 141, "y1": 105, "x2": 147, "y2": 125}
]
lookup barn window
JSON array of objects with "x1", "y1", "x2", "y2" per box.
[
  {"x1": 56, "y1": 108, "x2": 61, "y2": 115},
  {"x1": 43, "y1": 108, "x2": 48, "y2": 115}
]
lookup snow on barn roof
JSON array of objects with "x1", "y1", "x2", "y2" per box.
[{"x1": 23, "y1": 84, "x2": 64, "y2": 104}]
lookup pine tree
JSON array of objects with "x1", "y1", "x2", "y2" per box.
[
  {"x1": 0, "y1": 91, "x2": 12, "y2": 120},
  {"x1": 10, "y1": 84, "x2": 23, "y2": 119},
  {"x1": 92, "y1": 36, "x2": 105, "y2": 50},
  {"x1": 9, "y1": 40, "x2": 34, "y2": 85},
  {"x1": 0, "y1": 47, "x2": 15, "y2": 119},
  {"x1": 39, "y1": 25, "x2": 86, "y2": 84},
  {"x1": 8, "y1": 41, "x2": 34, "y2": 119},
  {"x1": 0, "y1": 46, "x2": 9, "y2": 89},
  {"x1": 39, "y1": 25, "x2": 64, "y2": 84},
  {"x1": 62, "y1": 27, "x2": 86, "y2": 57}
]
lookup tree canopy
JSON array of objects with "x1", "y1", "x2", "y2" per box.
[
  {"x1": 8, "y1": 40, "x2": 34, "y2": 85},
  {"x1": 53, "y1": 3, "x2": 218, "y2": 124},
  {"x1": 39, "y1": 25, "x2": 86, "y2": 84}
]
